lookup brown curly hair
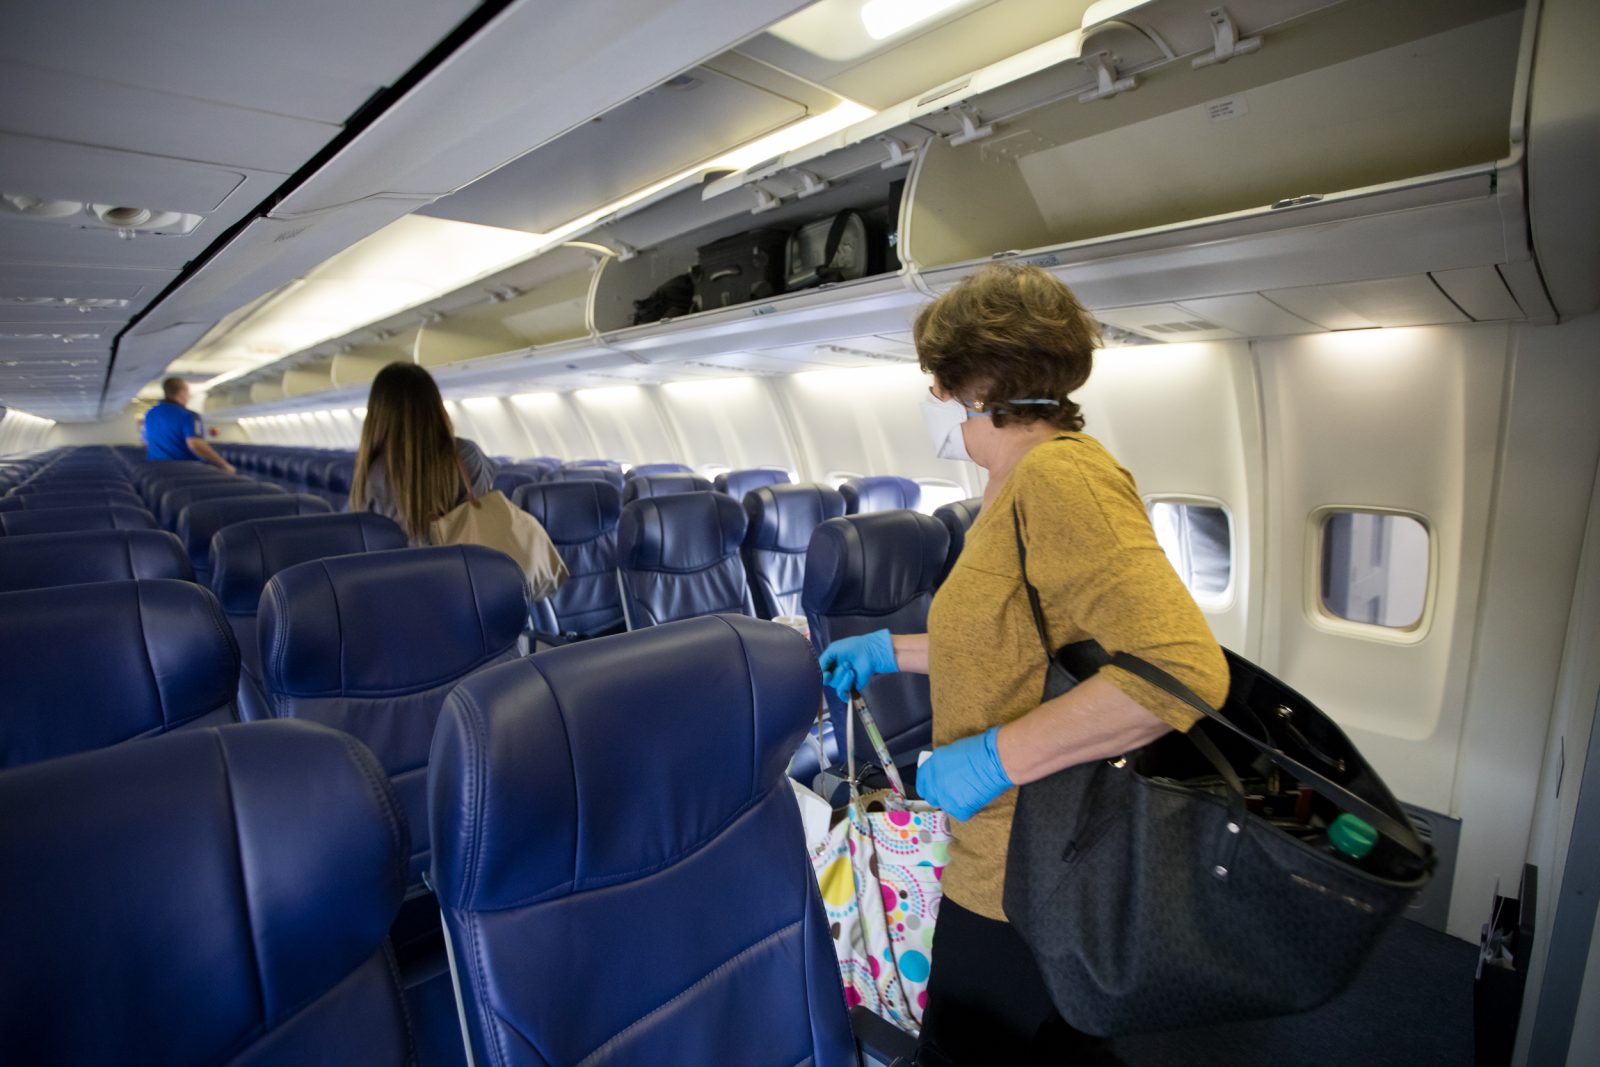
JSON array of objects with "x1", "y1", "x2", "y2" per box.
[{"x1": 913, "y1": 263, "x2": 1097, "y2": 431}]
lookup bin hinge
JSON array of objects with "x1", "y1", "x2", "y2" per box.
[
  {"x1": 789, "y1": 168, "x2": 832, "y2": 199},
  {"x1": 1192, "y1": 7, "x2": 1261, "y2": 69},
  {"x1": 877, "y1": 134, "x2": 919, "y2": 169},
  {"x1": 750, "y1": 183, "x2": 784, "y2": 214},
  {"x1": 945, "y1": 103, "x2": 994, "y2": 147},
  {"x1": 1077, "y1": 51, "x2": 1137, "y2": 103}
]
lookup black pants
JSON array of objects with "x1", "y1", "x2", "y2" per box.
[{"x1": 917, "y1": 900, "x2": 1119, "y2": 1066}]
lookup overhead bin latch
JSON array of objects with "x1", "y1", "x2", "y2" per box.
[
  {"x1": 789, "y1": 169, "x2": 831, "y2": 199},
  {"x1": 877, "y1": 134, "x2": 919, "y2": 169},
  {"x1": 945, "y1": 103, "x2": 995, "y2": 147},
  {"x1": 750, "y1": 183, "x2": 783, "y2": 214},
  {"x1": 1192, "y1": 7, "x2": 1261, "y2": 70},
  {"x1": 1077, "y1": 52, "x2": 1137, "y2": 103}
]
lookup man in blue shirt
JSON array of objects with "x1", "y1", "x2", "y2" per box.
[{"x1": 144, "y1": 377, "x2": 235, "y2": 473}]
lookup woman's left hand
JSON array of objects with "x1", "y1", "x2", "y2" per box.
[{"x1": 916, "y1": 726, "x2": 1014, "y2": 821}]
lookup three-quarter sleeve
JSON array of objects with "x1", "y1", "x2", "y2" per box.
[
  {"x1": 455, "y1": 438, "x2": 498, "y2": 497},
  {"x1": 1012, "y1": 443, "x2": 1228, "y2": 730}
]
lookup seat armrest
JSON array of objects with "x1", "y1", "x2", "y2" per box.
[{"x1": 850, "y1": 1006, "x2": 919, "y2": 1066}]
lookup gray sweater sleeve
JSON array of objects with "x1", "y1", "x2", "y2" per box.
[{"x1": 455, "y1": 438, "x2": 498, "y2": 498}]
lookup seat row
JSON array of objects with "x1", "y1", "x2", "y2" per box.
[{"x1": 2, "y1": 612, "x2": 905, "y2": 1065}]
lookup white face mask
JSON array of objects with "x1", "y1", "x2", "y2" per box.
[{"x1": 919, "y1": 395, "x2": 983, "y2": 462}]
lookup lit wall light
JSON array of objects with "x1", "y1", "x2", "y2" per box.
[
  {"x1": 355, "y1": 407, "x2": 367, "y2": 419},
  {"x1": 511, "y1": 392, "x2": 559, "y2": 406},
  {"x1": 662, "y1": 376, "x2": 755, "y2": 398},
  {"x1": 791, "y1": 364, "x2": 928, "y2": 392},
  {"x1": 861, "y1": 0, "x2": 974, "y2": 41},
  {"x1": 462, "y1": 396, "x2": 502, "y2": 411}
]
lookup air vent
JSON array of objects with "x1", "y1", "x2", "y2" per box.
[
  {"x1": 1095, "y1": 322, "x2": 1159, "y2": 347},
  {"x1": 1143, "y1": 319, "x2": 1220, "y2": 334}
]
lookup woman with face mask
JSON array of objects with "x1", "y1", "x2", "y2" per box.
[{"x1": 817, "y1": 264, "x2": 1228, "y2": 1065}]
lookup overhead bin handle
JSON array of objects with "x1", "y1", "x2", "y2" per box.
[{"x1": 1271, "y1": 194, "x2": 1325, "y2": 210}]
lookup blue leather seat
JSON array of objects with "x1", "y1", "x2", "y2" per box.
[
  {"x1": 0, "y1": 720, "x2": 414, "y2": 1065},
  {"x1": 616, "y1": 492, "x2": 754, "y2": 628},
  {"x1": 259, "y1": 544, "x2": 527, "y2": 885},
  {"x1": 621, "y1": 472, "x2": 713, "y2": 504},
  {"x1": 325, "y1": 458, "x2": 356, "y2": 511},
  {"x1": 491, "y1": 467, "x2": 542, "y2": 496},
  {"x1": 838, "y1": 475, "x2": 922, "y2": 515},
  {"x1": 0, "y1": 488, "x2": 144, "y2": 511},
  {"x1": 429, "y1": 614, "x2": 857, "y2": 1067},
  {"x1": 563, "y1": 458, "x2": 622, "y2": 470},
  {"x1": 158, "y1": 481, "x2": 284, "y2": 529},
  {"x1": 544, "y1": 466, "x2": 625, "y2": 489},
  {"x1": 0, "y1": 529, "x2": 193, "y2": 592},
  {"x1": 511, "y1": 480, "x2": 625, "y2": 637},
  {"x1": 742, "y1": 483, "x2": 846, "y2": 620},
  {"x1": 0, "y1": 579, "x2": 237, "y2": 769},
  {"x1": 933, "y1": 496, "x2": 983, "y2": 583},
  {"x1": 626, "y1": 461, "x2": 693, "y2": 478},
  {"x1": 803, "y1": 512, "x2": 949, "y2": 767},
  {"x1": 0, "y1": 504, "x2": 157, "y2": 536},
  {"x1": 211, "y1": 512, "x2": 408, "y2": 721},
  {"x1": 716, "y1": 466, "x2": 791, "y2": 500},
  {"x1": 176, "y1": 493, "x2": 332, "y2": 586}
]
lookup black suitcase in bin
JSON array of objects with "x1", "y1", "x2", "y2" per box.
[{"x1": 693, "y1": 229, "x2": 789, "y2": 309}]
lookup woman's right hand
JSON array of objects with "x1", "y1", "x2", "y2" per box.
[{"x1": 817, "y1": 630, "x2": 898, "y2": 703}]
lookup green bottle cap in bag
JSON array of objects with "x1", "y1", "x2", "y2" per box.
[{"x1": 1328, "y1": 813, "x2": 1378, "y2": 860}]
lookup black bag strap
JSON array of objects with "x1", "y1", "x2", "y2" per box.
[
  {"x1": 1010, "y1": 500, "x2": 1428, "y2": 861},
  {"x1": 822, "y1": 211, "x2": 854, "y2": 269}
]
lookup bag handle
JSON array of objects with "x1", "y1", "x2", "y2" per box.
[
  {"x1": 847, "y1": 690, "x2": 907, "y2": 800},
  {"x1": 1010, "y1": 502, "x2": 1427, "y2": 861}
]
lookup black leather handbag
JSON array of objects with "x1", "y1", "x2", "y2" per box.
[{"x1": 1002, "y1": 509, "x2": 1434, "y2": 1036}]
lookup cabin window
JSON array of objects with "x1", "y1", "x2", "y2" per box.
[
  {"x1": 1148, "y1": 500, "x2": 1232, "y2": 605},
  {"x1": 1319, "y1": 511, "x2": 1430, "y2": 630},
  {"x1": 914, "y1": 479, "x2": 969, "y2": 515},
  {"x1": 825, "y1": 471, "x2": 865, "y2": 488}
]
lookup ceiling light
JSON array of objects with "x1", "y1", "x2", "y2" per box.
[
  {"x1": 0, "y1": 296, "x2": 132, "y2": 309},
  {"x1": 511, "y1": 392, "x2": 558, "y2": 405},
  {"x1": 461, "y1": 396, "x2": 501, "y2": 410},
  {"x1": 0, "y1": 331, "x2": 102, "y2": 342},
  {"x1": 860, "y1": 0, "x2": 974, "y2": 41},
  {"x1": 0, "y1": 194, "x2": 82, "y2": 219}
]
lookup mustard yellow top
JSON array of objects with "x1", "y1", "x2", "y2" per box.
[{"x1": 926, "y1": 433, "x2": 1229, "y2": 921}]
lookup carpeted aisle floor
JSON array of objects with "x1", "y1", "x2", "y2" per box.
[{"x1": 1110, "y1": 919, "x2": 1479, "y2": 1067}]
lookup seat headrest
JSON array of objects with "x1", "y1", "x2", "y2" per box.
[
  {"x1": 177, "y1": 494, "x2": 333, "y2": 564},
  {"x1": 543, "y1": 467, "x2": 624, "y2": 488},
  {"x1": 511, "y1": 481, "x2": 622, "y2": 544},
  {"x1": 840, "y1": 475, "x2": 922, "y2": 514},
  {"x1": 617, "y1": 492, "x2": 746, "y2": 572},
  {"x1": 744, "y1": 483, "x2": 846, "y2": 553},
  {"x1": 0, "y1": 580, "x2": 239, "y2": 769},
  {"x1": 159, "y1": 482, "x2": 284, "y2": 524},
  {"x1": 563, "y1": 459, "x2": 622, "y2": 470},
  {"x1": 0, "y1": 721, "x2": 407, "y2": 1062},
  {"x1": 803, "y1": 512, "x2": 950, "y2": 615},
  {"x1": 430, "y1": 615, "x2": 818, "y2": 909},
  {"x1": 0, "y1": 529, "x2": 193, "y2": 593},
  {"x1": 626, "y1": 462, "x2": 693, "y2": 478},
  {"x1": 210, "y1": 512, "x2": 407, "y2": 614},
  {"x1": 620, "y1": 473, "x2": 713, "y2": 505},
  {"x1": 0, "y1": 505, "x2": 156, "y2": 536},
  {"x1": 716, "y1": 467, "x2": 791, "y2": 499},
  {"x1": 0, "y1": 489, "x2": 143, "y2": 511},
  {"x1": 260, "y1": 545, "x2": 527, "y2": 697}
]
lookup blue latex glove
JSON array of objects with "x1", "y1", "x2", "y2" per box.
[
  {"x1": 916, "y1": 727, "x2": 1014, "y2": 821},
  {"x1": 817, "y1": 629, "x2": 898, "y2": 704}
]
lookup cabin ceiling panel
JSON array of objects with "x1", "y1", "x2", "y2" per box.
[
  {"x1": 418, "y1": 63, "x2": 818, "y2": 234},
  {"x1": 0, "y1": 0, "x2": 479, "y2": 124},
  {"x1": 737, "y1": 0, "x2": 1092, "y2": 109},
  {"x1": 1264, "y1": 276, "x2": 1473, "y2": 330}
]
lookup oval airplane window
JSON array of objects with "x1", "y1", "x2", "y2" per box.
[
  {"x1": 1148, "y1": 500, "x2": 1232, "y2": 606},
  {"x1": 1319, "y1": 511, "x2": 1430, "y2": 630}
]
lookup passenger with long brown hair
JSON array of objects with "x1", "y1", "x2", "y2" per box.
[{"x1": 349, "y1": 362, "x2": 496, "y2": 544}]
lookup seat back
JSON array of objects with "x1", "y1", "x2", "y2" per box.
[
  {"x1": 0, "y1": 489, "x2": 144, "y2": 511},
  {"x1": 429, "y1": 615, "x2": 856, "y2": 1067},
  {"x1": 715, "y1": 466, "x2": 791, "y2": 499},
  {"x1": 158, "y1": 481, "x2": 283, "y2": 528},
  {"x1": 0, "y1": 504, "x2": 157, "y2": 536},
  {"x1": 626, "y1": 461, "x2": 693, "y2": 478},
  {"x1": 259, "y1": 545, "x2": 527, "y2": 884},
  {"x1": 176, "y1": 493, "x2": 333, "y2": 586},
  {"x1": 0, "y1": 721, "x2": 413, "y2": 1066},
  {"x1": 210, "y1": 512, "x2": 408, "y2": 719},
  {"x1": 741, "y1": 483, "x2": 846, "y2": 619},
  {"x1": 616, "y1": 492, "x2": 754, "y2": 628},
  {"x1": 803, "y1": 512, "x2": 949, "y2": 763},
  {"x1": 0, "y1": 579, "x2": 237, "y2": 769},
  {"x1": 839, "y1": 475, "x2": 921, "y2": 515},
  {"x1": 543, "y1": 466, "x2": 625, "y2": 489},
  {"x1": 491, "y1": 468, "x2": 542, "y2": 496},
  {"x1": 511, "y1": 480, "x2": 625, "y2": 637},
  {"x1": 933, "y1": 496, "x2": 983, "y2": 582},
  {"x1": 0, "y1": 529, "x2": 193, "y2": 593},
  {"x1": 621, "y1": 472, "x2": 713, "y2": 504}
]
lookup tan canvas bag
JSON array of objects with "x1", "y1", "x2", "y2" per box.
[{"x1": 430, "y1": 461, "x2": 568, "y2": 600}]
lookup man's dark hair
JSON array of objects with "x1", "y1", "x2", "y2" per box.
[{"x1": 162, "y1": 377, "x2": 187, "y2": 401}]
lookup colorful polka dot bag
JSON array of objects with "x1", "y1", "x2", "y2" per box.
[{"x1": 807, "y1": 693, "x2": 951, "y2": 1035}]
